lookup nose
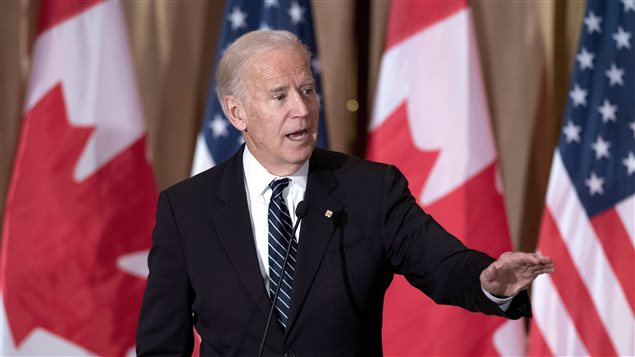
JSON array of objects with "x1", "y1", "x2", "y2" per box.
[{"x1": 289, "y1": 90, "x2": 310, "y2": 118}]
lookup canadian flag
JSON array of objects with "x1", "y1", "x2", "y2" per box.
[
  {"x1": 367, "y1": 1, "x2": 525, "y2": 356},
  {"x1": 1, "y1": 0, "x2": 157, "y2": 355}
]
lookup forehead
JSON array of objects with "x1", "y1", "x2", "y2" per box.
[{"x1": 245, "y1": 46, "x2": 313, "y2": 86}]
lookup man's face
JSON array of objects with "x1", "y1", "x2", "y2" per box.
[{"x1": 232, "y1": 46, "x2": 319, "y2": 176}]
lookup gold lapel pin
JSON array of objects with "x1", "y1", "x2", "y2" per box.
[{"x1": 324, "y1": 210, "x2": 333, "y2": 218}]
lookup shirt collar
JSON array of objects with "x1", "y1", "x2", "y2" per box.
[{"x1": 242, "y1": 145, "x2": 309, "y2": 200}]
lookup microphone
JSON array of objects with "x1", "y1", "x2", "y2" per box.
[
  {"x1": 258, "y1": 201, "x2": 308, "y2": 357},
  {"x1": 294, "y1": 201, "x2": 309, "y2": 220}
]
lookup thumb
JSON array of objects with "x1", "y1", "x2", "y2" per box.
[{"x1": 481, "y1": 264, "x2": 499, "y2": 284}]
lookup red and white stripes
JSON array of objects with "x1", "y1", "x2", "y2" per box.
[{"x1": 530, "y1": 152, "x2": 634, "y2": 356}]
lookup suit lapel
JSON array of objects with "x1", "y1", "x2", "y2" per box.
[
  {"x1": 286, "y1": 152, "x2": 343, "y2": 333},
  {"x1": 210, "y1": 149, "x2": 272, "y2": 318},
  {"x1": 210, "y1": 148, "x2": 345, "y2": 334}
]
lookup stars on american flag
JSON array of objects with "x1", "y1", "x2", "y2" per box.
[
  {"x1": 288, "y1": 1, "x2": 306, "y2": 24},
  {"x1": 225, "y1": 2, "x2": 309, "y2": 31},
  {"x1": 597, "y1": 99, "x2": 618, "y2": 123},
  {"x1": 585, "y1": 171, "x2": 605, "y2": 195},
  {"x1": 612, "y1": 27, "x2": 631, "y2": 50},
  {"x1": 605, "y1": 63, "x2": 625, "y2": 86},
  {"x1": 209, "y1": 115, "x2": 230, "y2": 138},
  {"x1": 264, "y1": 0, "x2": 279, "y2": 8},
  {"x1": 569, "y1": 84, "x2": 588, "y2": 107},
  {"x1": 560, "y1": 0, "x2": 635, "y2": 203},
  {"x1": 577, "y1": 47, "x2": 595, "y2": 70},
  {"x1": 584, "y1": 11, "x2": 602, "y2": 34},
  {"x1": 228, "y1": 7, "x2": 248, "y2": 30},
  {"x1": 621, "y1": 0, "x2": 635, "y2": 13},
  {"x1": 559, "y1": 1, "x2": 634, "y2": 206},
  {"x1": 570, "y1": 84, "x2": 588, "y2": 107},
  {"x1": 227, "y1": 1, "x2": 307, "y2": 32},
  {"x1": 591, "y1": 136, "x2": 611, "y2": 160},
  {"x1": 563, "y1": 120, "x2": 582, "y2": 143}
]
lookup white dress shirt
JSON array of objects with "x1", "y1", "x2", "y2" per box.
[{"x1": 242, "y1": 146, "x2": 308, "y2": 288}]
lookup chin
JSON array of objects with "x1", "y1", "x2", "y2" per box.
[{"x1": 289, "y1": 148, "x2": 313, "y2": 164}]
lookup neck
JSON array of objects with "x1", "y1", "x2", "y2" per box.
[
  {"x1": 264, "y1": 162, "x2": 305, "y2": 177},
  {"x1": 243, "y1": 145, "x2": 307, "y2": 177}
]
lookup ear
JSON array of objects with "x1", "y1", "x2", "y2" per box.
[{"x1": 224, "y1": 95, "x2": 247, "y2": 131}]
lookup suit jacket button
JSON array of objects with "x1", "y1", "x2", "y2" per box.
[{"x1": 284, "y1": 351, "x2": 295, "y2": 357}]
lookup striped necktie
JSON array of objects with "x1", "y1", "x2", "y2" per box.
[{"x1": 267, "y1": 178, "x2": 297, "y2": 329}]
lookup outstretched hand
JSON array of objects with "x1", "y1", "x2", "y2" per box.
[{"x1": 480, "y1": 252, "x2": 555, "y2": 298}]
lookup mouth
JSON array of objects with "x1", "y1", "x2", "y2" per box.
[{"x1": 285, "y1": 129, "x2": 309, "y2": 141}]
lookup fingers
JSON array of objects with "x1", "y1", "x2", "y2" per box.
[
  {"x1": 536, "y1": 252, "x2": 555, "y2": 266},
  {"x1": 498, "y1": 251, "x2": 555, "y2": 271},
  {"x1": 527, "y1": 256, "x2": 556, "y2": 275},
  {"x1": 531, "y1": 263, "x2": 556, "y2": 275}
]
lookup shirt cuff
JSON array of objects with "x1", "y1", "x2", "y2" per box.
[{"x1": 482, "y1": 287, "x2": 515, "y2": 312}]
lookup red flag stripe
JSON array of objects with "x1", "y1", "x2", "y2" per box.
[
  {"x1": 527, "y1": 320, "x2": 555, "y2": 357},
  {"x1": 591, "y1": 208, "x2": 635, "y2": 311},
  {"x1": 385, "y1": 0, "x2": 466, "y2": 51},
  {"x1": 366, "y1": 101, "x2": 439, "y2": 209},
  {"x1": 615, "y1": 196, "x2": 634, "y2": 244},
  {"x1": 538, "y1": 209, "x2": 618, "y2": 356},
  {"x1": 37, "y1": 0, "x2": 102, "y2": 35},
  {"x1": 531, "y1": 268, "x2": 589, "y2": 356},
  {"x1": 545, "y1": 154, "x2": 633, "y2": 355}
]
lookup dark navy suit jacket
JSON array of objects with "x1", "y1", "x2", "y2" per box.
[{"x1": 136, "y1": 147, "x2": 530, "y2": 356}]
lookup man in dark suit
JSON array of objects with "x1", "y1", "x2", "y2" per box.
[{"x1": 136, "y1": 30, "x2": 554, "y2": 356}]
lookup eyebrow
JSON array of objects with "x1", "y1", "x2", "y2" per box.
[
  {"x1": 269, "y1": 85, "x2": 288, "y2": 94},
  {"x1": 302, "y1": 79, "x2": 316, "y2": 87},
  {"x1": 268, "y1": 80, "x2": 315, "y2": 94}
]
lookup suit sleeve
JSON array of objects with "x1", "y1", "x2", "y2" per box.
[
  {"x1": 380, "y1": 165, "x2": 530, "y2": 318},
  {"x1": 136, "y1": 191, "x2": 194, "y2": 356}
]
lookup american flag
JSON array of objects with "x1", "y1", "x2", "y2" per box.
[
  {"x1": 529, "y1": 0, "x2": 634, "y2": 356},
  {"x1": 191, "y1": 0, "x2": 328, "y2": 174}
]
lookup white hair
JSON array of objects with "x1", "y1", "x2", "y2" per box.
[{"x1": 215, "y1": 30, "x2": 312, "y2": 114}]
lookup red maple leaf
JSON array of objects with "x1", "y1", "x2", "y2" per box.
[
  {"x1": 366, "y1": 100, "x2": 510, "y2": 254},
  {"x1": 366, "y1": 101, "x2": 439, "y2": 204},
  {"x1": 2, "y1": 84, "x2": 157, "y2": 355}
]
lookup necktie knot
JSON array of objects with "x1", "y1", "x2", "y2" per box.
[{"x1": 270, "y1": 178, "x2": 290, "y2": 200}]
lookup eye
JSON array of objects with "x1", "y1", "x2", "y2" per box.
[
  {"x1": 302, "y1": 86, "x2": 315, "y2": 96},
  {"x1": 274, "y1": 94, "x2": 286, "y2": 101}
]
